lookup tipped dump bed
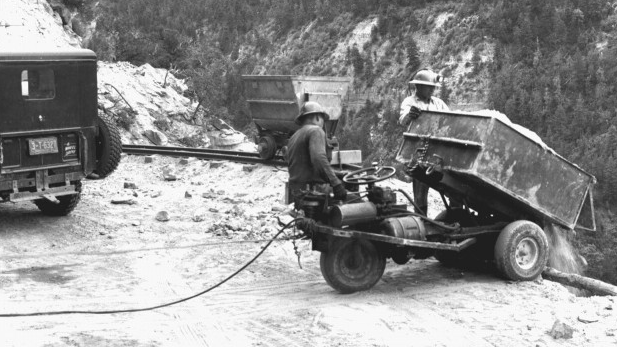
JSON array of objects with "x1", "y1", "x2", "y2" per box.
[
  {"x1": 396, "y1": 110, "x2": 595, "y2": 230},
  {"x1": 242, "y1": 75, "x2": 350, "y2": 134}
]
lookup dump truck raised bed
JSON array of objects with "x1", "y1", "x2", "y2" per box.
[
  {"x1": 293, "y1": 110, "x2": 596, "y2": 293},
  {"x1": 242, "y1": 75, "x2": 350, "y2": 160}
]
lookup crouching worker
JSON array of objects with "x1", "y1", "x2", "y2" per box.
[{"x1": 286, "y1": 101, "x2": 347, "y2": 210}]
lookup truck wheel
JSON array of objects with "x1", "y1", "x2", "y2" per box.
[
  {"x1": 34, "y1": 181, "x2": 82, "y2": 216},
  {"x1": 94, "y1": 113, "x2": 122, "y2": 178},
  {"x1": 320, "y1": 237, "x2": 386, "y2": 294},
  {"x1": 494, "y1": 220, "x2": 548, "y2": 281},
  {"x1": 257, "y1": 135, "x2": 276, "y2": 160}
]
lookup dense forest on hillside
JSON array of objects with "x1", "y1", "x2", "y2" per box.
[{"x1": 69, "y1": 0, "x2": 616, "y2": 284}]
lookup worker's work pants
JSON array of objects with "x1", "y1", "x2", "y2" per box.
[
  {"x1": 413, "y1": 178, "x2": 462, "y2": 215},
  {"x1": 412, "y1": 178, "x2": 429, "y2": 215}
]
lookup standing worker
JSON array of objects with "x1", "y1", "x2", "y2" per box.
[
  {"x1": 399, "y1": 68, "x2": 449, "y2": 215},
  {"x1": 286, "y1": 101, "x2": 347, "y2": 208}
]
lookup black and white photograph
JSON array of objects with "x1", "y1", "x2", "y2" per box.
[{"x1": 0, "y1": 0, "x2": 616, "y2": 346}]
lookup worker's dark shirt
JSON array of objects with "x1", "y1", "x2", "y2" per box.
[{"x1": 286, "y1": 124, "x2": 341, "y2": 192}]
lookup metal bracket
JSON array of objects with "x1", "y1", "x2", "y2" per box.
[
  {"x1": 35, "y1": 170, "x2": 50, "y2": 191},
  {"x1": 405, "y1": 136, "x2": 431, "y2": 176},
  {"x1": 42, "y1": 194, "x2": 60, "y2": 204}
]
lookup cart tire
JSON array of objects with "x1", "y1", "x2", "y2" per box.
[
  {"x1": 433, "y1": 209, "x2": 477, "y2": 267},
  {"x1": 494, "y1": 220, "x2": 548, "y2": 281},
  {"x1": 34, "y1": 181, "x2": 82, "y2": 216},
  {"x1": 280, "y1": 146, "x2": 289, "y2": 161},
  {"x1": 320, "y1": 238, "x2": 386, "y2": 294},
  {"x1": 257, "y1": 135, "x2": 277, "y2": 160},
  {"x1": 94, "y1": 113, "x2": 122, "y2": 178}
]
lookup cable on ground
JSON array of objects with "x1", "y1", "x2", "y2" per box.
[{"x1": 0, "y1": 219, "x2": 299, "y2": 317}]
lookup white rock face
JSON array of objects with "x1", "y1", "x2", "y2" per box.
[{"x1": 0, "y1": 0, "x2": 81, "y2": 49}]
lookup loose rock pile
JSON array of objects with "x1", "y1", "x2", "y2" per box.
[{"x1": 97, "y1": 61, "x2": 254, "y2": 150}]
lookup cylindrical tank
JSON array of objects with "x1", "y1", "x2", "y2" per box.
[
  {"x1": 329, "y1": 202, "x2": 378, "y2": 228},
  {"x1": 380, "y1": 216, "x2": 426, "y2": 240}
]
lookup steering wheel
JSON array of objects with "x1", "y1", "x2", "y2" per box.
[{"x1": 342, "y1": 166, "x2": 396, "y2": 185}]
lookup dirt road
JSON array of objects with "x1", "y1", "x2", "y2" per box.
[{"x1": 0, "y1": 155, "x2": 615, "y2": 347}]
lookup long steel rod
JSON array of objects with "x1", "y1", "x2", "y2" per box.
[
  {"x1": 122, "y1": 144, "x2": 287, "y2": 165},
  {"x1": 122, "y1": 144, "x2": 362, "y2": 170}
]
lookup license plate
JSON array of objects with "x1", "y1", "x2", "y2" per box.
[{"x1": 28, "y1": 137, "x2": 58, "y2": 155}]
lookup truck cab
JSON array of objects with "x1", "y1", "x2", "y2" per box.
[{"x1": 0, "y1": 48, "x2": 120, "y2": 215}]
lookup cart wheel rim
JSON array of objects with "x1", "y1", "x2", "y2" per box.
[
  {"x1": 515, "y1": 237, "x2": 539, "y2": 270},
  {"x1": 257, "y1": 135, "x2": 276, "y2": 159},
  {"x1": 340, "y1": 242, "x2": 375, "y2": 279}
]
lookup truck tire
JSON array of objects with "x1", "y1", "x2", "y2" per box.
[
  {"x1": 320, "y1": 237, "x2": 386, "y2": 294},
  {"x1": 494, "y1": 220, "x2": 548, "y2": 281},
  {"x1": 34, "y1": 181, "x2": 82, "y2": 216},
  {"x1": 257, "y1": 134, "x2": 277, "y2": 160},
  {"x1": 94, "y1": 113, "x2": 122, "y2": 178}
]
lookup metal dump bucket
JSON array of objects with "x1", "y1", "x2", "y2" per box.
[
  {"x1": 396, "y1": 110, "x2": 596, "y2": 230},
  {"x1": 242, "y1": 75, "x2": 350, "y2": 159}
]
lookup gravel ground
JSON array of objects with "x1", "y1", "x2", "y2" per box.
[{"x1": 0, "y1": 154, "x2": 615, "y2": 347}]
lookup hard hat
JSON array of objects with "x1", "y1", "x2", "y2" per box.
[
  {"x1": 295, "y1": 101, "x2": 330, "y2": 125},
  {"x1": 409, "y1": 69, "x2": 442, "y2": 86}
]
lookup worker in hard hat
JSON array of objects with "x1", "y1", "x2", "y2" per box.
[
  {"x1": 399, "y1": 68, "x2": 449, "y2": 126},
  {"x1": 399, "y1": 68, "x2": 450, "y2": 215},
  {"x1": 286, "y1": 101, "x2": 347, "y2": 208}
]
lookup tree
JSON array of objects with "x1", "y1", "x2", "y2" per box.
[
  {"x1": 604, "y1": 155, "x2": 617, "y2": 203},
  {"x1": 440, "y1": 79, "x2": 451, "y2": 105},
  {"x1": 182, "y1": 39, "x2": 229, "y2": 122},
  {"x1": 364, "y1": 54, "x2": 375, "y2": 85},
  {"x1": 349, "y1": 46, "x2": 364, "y2": 75},
  {"x1": 406, "y1": 36, "x2": 421, "y2": 71},
  {"x1": 471, "y1": 46, "x2": 482, "y2": 75}
]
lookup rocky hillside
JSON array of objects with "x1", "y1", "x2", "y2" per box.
[
  {"x1": 96, "y1": 61, "x2": 252, "y2": 150},
  {"x1": 0, "y1": 0, "x2": 253, "y2": 150},
  {"x1": 0, "y1": 0, "x2": 81, "y2": 48}
]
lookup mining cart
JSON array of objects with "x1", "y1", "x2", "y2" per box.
[
  {"x1": 0, "y1": 48, "x2": 121, "y2": 215},
  {"x1": 242, "y1": 75, "x2": 350, "y2": 160},
  {"x1": 294, "y1": 110, "x2": 596, "y2": 293}
]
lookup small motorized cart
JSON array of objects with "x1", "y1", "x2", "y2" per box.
[
  {"x1": 242, "y1": 75, "x2": 350, "y2": 160},
  {"x1": 294, "y1": 110, "x2": 596, "y2": 293}
]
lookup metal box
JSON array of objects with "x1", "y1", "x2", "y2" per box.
[
  {"x1": 242, "y1": 75, "x2": 351, "y2": 160},
  {"x1": 396, "y1": 110, "x2": 595, "y2": 230},
  {"x1": 243, "y1": 75, "x2": 350, "y2": 134}
]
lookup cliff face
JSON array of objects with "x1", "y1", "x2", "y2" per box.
[{"x1": 0, "y1": 0, "x2": 82, "y2": 48}]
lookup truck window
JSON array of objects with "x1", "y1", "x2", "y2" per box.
[{"x1": 21, "y1": 69, "x2": 55, "y2": 100}]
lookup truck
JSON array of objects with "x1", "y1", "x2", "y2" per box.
[
  {"x1": 0, "y1": 48, "x2": 121, "y2": 215},
  {"x1": 294, "y1": 110, "x2": 596, "y2": 293}
]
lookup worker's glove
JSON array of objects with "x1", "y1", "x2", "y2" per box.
[
  {"x1": 408, "y1": 106, "x2": 422, "y2": 120},
  {"x1": 332, "y1": 184, "x2": 347, "y2": 201}
]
